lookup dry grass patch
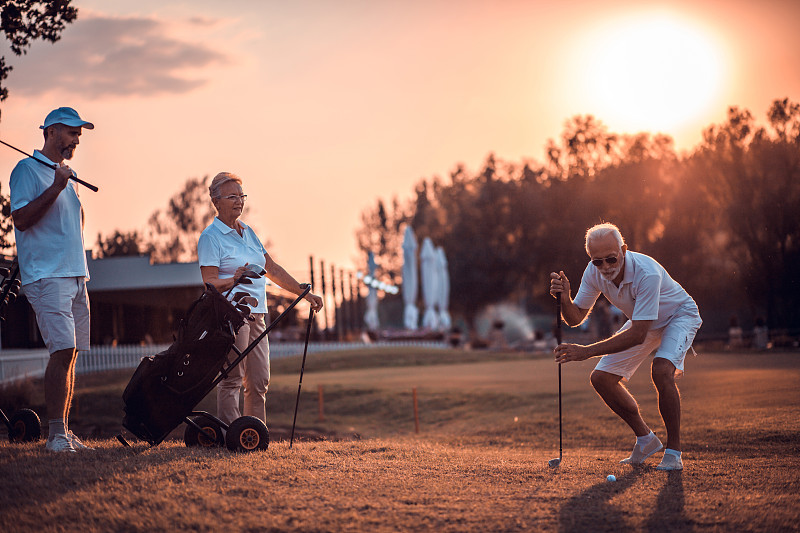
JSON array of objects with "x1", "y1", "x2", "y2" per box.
[{"x1": 1, "y1": 348, "x2": 799, "y2": 531}]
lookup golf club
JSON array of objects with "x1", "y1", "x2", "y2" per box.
[
  {"x1": 0, "y1": 139, "x2": 99, "y2": 192},
  {"x1": 0, "y1": 259, "x2": 20, "y2": 321},
  {"x1": 548, "y1": 293, "x2": 563, "y2": 468},
  {"x1": 290, "y1": 303, "x2": 316, "y2": 449}
]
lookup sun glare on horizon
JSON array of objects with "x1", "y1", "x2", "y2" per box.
[{"x1": 573, "y1": 11, "x2": 728, "y2": 137}]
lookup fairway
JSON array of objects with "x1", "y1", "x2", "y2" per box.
[{"x1": 1, "y1": 348, "x2": 799, "y2": 532}]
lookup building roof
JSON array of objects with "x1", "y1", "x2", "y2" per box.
[
  {"x1": 86, "y1": 254, "x2": 201, "y2": 291},
  {"x1": 85, "y1": 253, "x2": 286, "y2": 296}
]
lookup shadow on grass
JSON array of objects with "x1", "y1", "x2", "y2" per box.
[
  {"x1": 557, "y1": 468, "x2": 643, "y2": 532},
  {"x1": 645, "y1": 470, "x2": 686, "y2": 532},
  {"x1": 0, "y1": 442, "x2": 211, "y2": 513},
  {"x1": 557, "y1": 468, "x2": 688, "y2": 532}
]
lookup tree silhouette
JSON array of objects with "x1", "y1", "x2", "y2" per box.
[
  {"x1": 689, "y1": 99, "x2": 800, "y2": 331},
  {"x1": 144, "y1": 176, "x2": 218, "y2": 263},
  {"x1": 356, "y1": 100, "x2": 800, "y2": 336},
  {"x1": 0, "y1": 1, "x2": 78, "y2": 117},
  {"x1": 95, "y1": 230, "x2": 142, "y2": 258}
]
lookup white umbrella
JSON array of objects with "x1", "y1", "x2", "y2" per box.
[
  {"x1": 363, "y1": 252, "x2": 380, "y2": 331},
  {"x1": 420, "y1": 237, "x2": 439, "y2": 330},
  {"x1": 402, "y1": 225, "x2": 419, "y2": 330},
  {"x1": 436, "y1": 246, "x2": 451, "y2": 331}
]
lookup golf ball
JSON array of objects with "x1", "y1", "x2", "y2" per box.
[{"x1": 606, "y1": 474, "x2": 616, "y2": 482}]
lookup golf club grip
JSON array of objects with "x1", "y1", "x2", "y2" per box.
[
  {"x1": 33, "y1": 155, "x2": 99, "y2": 192},
  {"x1": 72, "y1": 175, "x2": 99, "y2": 192},
  {"x1": 555, "y1": 293, "x2": 562, "y2": 344}
]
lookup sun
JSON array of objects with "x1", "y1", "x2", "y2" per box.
[{"x1": 575, "y1": 11, "x2": 727, "y2": 135}]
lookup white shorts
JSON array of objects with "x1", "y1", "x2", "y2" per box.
[
  {"x1": 22, "y1": 277, "x2": 90, "y2": 353},
  {"x1": 594, "y1": 310, "x2": 702, "y2": 381}
]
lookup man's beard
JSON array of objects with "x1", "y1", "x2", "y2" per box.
[
  {"x1": 61, "y1": 145, "x2": 76, "y2": 160},
  {"x1": 599, "y1": 262, "x2": 623, "y2": 281}
]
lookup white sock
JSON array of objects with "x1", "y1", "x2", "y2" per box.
[
  {"x1": 636, "y1": 431, "x2": 656, "y2": 446},
  {"x1": 48, "y1": 419, "x2": 66, "y2": 438},
  {"x1": 664, "y1": 448, "x2": 681, "y2": 458}
]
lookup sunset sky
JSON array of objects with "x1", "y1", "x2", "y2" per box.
[{"x1": 1, "y1": 0, "x2": 799, "y2": 280}]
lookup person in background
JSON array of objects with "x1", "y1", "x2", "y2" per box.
[
  {"x1": 752, "y1": 317, "x2": 769, "y2": 350},
  {"x1": 197, "y1": 172, "x2": 323, "y2": 426}
]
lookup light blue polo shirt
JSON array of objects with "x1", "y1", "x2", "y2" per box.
[
  {"x1": 573, "y1": 251, "x2": 699, "y2": 330},
  {"x1": 9, "y1": 151, "x2": 89, "y2": 286},
  {"x1": 197, "y1": 217, "x2": 268, "y2": 313}
]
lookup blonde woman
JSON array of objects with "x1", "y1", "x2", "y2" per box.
[{"x1": 197, "y1": 172, "x2": 323, "y2": 425}]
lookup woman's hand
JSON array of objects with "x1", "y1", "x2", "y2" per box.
[
  {"x1": 233, "y1": 263, "x2": 250, "y2": 284},
  {"x1": 305, "y1": 293, "x2": 324, "y2": 312}
]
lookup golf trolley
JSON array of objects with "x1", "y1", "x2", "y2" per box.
[
  {"x1": 120, "y1": 266, "x2": 313, "y2": 453},
  {"x1": 0, "y1": 257, "x2": 43, "y2": 443}
]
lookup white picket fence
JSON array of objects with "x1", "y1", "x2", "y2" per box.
[{"x1": 0, "y1": 340, "x2": 448, "y2": 385}]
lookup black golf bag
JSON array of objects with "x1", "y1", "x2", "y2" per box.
[{"x1": 122, "y1": 283, "x2": 246, "y2": 446}]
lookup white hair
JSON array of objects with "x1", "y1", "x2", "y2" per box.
[
  {"x1": 209, "y1": 172, "x2": 242, "y2": 199},
  {"x1": 585, "y1": 222, "x2": 625, "y2": 254}
]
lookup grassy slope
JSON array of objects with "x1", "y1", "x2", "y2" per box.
[{"x1": 1, "y1": 348, "x2": 799, "y2": 531}]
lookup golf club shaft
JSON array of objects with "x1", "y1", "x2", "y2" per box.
[
  {"x1": 556, "y1": 293, "x2": 563, "y2": 460},
  {"x1": 0, "y1": 139, "x2": 99, "y2": 192},
  {"x1": 290, "y1": 306, "x2": 316, "y2": 449}
]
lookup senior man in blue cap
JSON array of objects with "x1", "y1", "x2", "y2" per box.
[{"x1": 9, "y1": 107, "x2": 95, "y2": 453}]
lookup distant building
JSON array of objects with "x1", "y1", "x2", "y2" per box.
[{"x1": 1, "y1": 253, "x2": 299, "y2": 349}]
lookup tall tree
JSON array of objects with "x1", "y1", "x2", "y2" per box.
[
  {"x1": 688, "y1": 99, "x2": 800, "y2": 330},
  {"x1": 355, "y1": 196, "x2": 407, "y2": 284},
  {"x1": 144, "y1": 176, "x2": 221, "y2": 263},
  {"x1": 1, "y1": 0, "x2": 78, "y2": 117},
  {"x1": 95, "y1": 230, "x2": 143, "y2": 258}
]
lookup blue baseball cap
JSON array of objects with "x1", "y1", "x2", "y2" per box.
[{"x1": 39, "y1": 107, "x2": 94, "y2": 130}]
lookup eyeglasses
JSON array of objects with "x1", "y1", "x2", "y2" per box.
[
  {"x1": 591, "y1": 255, "x2": 619, "y2": 267},
  {"x1": 220, "y1": 194, "x2": 247, "y2": 202}
]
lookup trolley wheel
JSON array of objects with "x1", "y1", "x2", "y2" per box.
[
  {"x1": 184, "y1": 416, "x2": 224, "y2": 448},
  {"x1": 8, "y1": 409, "x2": 42, "y2": 443},
  {"x1": 226, "y1": 416, "x2": 269, "y2": 453}
]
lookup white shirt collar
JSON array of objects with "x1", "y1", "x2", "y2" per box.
[{"x1": 211, "y1": 216, "x2": 249, "y2": 235}]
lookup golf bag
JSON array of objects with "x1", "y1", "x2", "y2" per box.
[{"x1": 122, "y1": 284, "x2": 246, "y2": 446}]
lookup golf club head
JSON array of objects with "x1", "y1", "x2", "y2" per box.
[
  {"x1": 241, "y1": 296, "x2": 258, "y2": 307},
  {"x1": 235, "y1": 303, "x2": 253, "y2": 319},
  {"x1": 241, "y1": 264, "x2": 266, "y2": 279},
  {"x1": 231, "y1": 291, "x2": 249, "y2": 302},
  {"x1": 548, "y1": 457, "x2": 562, "y2": 468},
  {"x1": 0, "y1": 267, "x2": 9, "y2": 278}
]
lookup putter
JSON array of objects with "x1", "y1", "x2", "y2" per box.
[
  {"x1": 0, "y1": 139, "x2": 99, "y2": 192},
  {"x1": 548, "y1": 293, "x2": 563, "y2": 468},
  {"x1": 290, "y1": 303, "x2": 316, "y2": 449}
]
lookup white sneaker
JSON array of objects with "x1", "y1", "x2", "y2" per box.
[
  {"x1": 620, "y1": 435, "x2": 663, "y2": 464},
  {"x1": 46, "y1": 434, "x2": 76, "y2": 453},
  {"x1": 656, "y1": 452, "x2": 683, "y2": 471},
  {"x1": 68, "y1": 432, "x2": 94, "y2": 450}
]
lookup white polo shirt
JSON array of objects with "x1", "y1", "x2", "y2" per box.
[
  {"x1": 572, "y1": 251, "x2": 698, "y2": 330},
  {"x1": 197, "y1": 217, "x2": 268, "y2": 313},
  {"x1": 9, "y1": 151, "x2": 89, "y2": 286}
]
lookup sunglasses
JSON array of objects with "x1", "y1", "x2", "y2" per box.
[{"x1": 591, "y1": 256, "x2": 619, "y2": 267}]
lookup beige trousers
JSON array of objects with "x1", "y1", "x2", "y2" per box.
[{"x1": 216, "y1": 314, "x2": 270, "y2": 425}]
